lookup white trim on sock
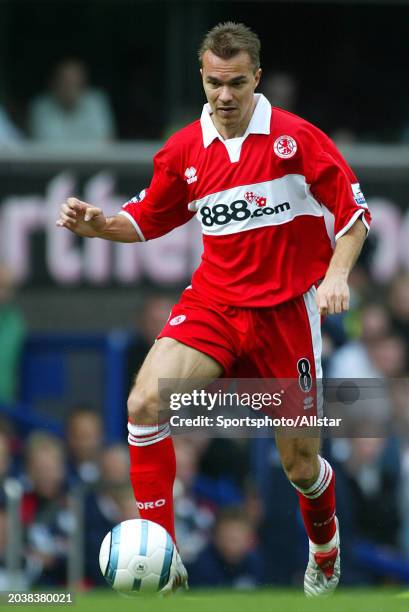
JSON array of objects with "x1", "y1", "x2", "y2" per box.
[
  {"x1": 300, "y1": 456, "x2": 326, "y2": 495},
  {"x1": 128, "y1": 422, "x2": 166, "y2": 436},
  {"x1": 127, "y1": 422, "x2": 170, "y2": 446},
  {"x1": 307, "y1": 461, "x2": 332, "y2": 499},
  {"x1": 290, "y1": 456, "x2": 333, "y2": 499}
]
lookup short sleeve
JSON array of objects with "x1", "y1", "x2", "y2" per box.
[
  {"x1": 119, "y1": 146, "x2": 195, "y2": 241},
  {"x1": 310, "y1": 138, "x2": 371, "y2": 241}
]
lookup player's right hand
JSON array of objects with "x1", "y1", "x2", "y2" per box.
[{"x1": 56, "y1": 197, "x2": 107, "y2": 237}]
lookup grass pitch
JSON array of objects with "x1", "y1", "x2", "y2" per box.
[{"x1": 3, "y1": 589, "x2": 409, "y2": 611}]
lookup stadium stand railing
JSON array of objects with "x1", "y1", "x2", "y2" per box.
[{"x1": 0, "y1": 331, "x2": 134, "y2": 441}]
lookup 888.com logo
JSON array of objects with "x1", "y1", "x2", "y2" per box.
[{"x1": 200, "y1": 199, "x2": 291, "y2": 227}]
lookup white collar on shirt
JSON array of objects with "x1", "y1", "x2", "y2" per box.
[{"x1": 200, "y1": 93, "x2": 271, "y2": 148}]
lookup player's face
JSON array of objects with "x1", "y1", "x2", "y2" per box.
[{"x1": 201, "y1": 50, "x2": 261, "y2": 139}]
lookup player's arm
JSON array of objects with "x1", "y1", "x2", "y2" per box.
[
  {"x1": 57, "y1": 143, "x2": 194, "y2": 242},
  {"x1": 316, "y1": 218, "x2": 366, "y2": 315},
  {"x1": 56, "y1": 197, "x2": 141, "y2": 242},
  {"x1": 308, "y1": 134, "x2": 371, "y2": 316}
]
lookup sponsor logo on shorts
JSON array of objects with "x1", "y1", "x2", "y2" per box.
[
  {"x1": 169, "y1": 315, "x2": 186, "y2": 326},
  {"x1": 136, "y1": 499, "x2": 166, "y2": 510},
  {"x1": 273, "y1": 135, "x2": 297, "y2": 159}
]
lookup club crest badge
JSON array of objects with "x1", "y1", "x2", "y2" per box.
[
  {"x1": 169, "y1": 315, "x2": 186, "y2": 326},
  {"x1": 273, "y1": 135, "x2": 297, "y2": 159}
]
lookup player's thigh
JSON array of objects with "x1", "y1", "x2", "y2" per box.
[
  {"x1": 128, "y1": 337, "x2": 223, "y2": 422},
  {"x1": 135, "y1": 336, "x2": 223, "y2": 390},
  {"x1": 275, "y1": 432, "x2": 321, "y2": 477}
]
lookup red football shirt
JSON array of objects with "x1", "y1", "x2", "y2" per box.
[{"x1": 120, "y1": 94, "x2": 371, "y2": 307}]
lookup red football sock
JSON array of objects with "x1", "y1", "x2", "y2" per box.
[
  {"x1": 293, "y1": 456, "x2": 336, "y2": 545},
  {"x1": 128, "y1": 422, "x2": 176, "y2": 542}
]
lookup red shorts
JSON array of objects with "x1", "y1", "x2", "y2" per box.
[
  {"x1": 158, "y1": 286, "x2": 322, "y2": 382},
  {"x1": 158, "y1": 287, "x2": 323, "y2": 421}
]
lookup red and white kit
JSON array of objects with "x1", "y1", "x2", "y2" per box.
[
  {"x1": 125, "y1": 94, "x2": 363, "y2": 574},
  {"x1": 120, "y1": 94, "x2": 371, "y2": 383}
]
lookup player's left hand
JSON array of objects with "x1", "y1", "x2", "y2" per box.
[{"x1": 315, "y1": 273, "x2": 350, "y2": 316}]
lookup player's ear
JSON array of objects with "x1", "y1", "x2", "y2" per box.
[{"x1": 254, "y1": 68, "x2": 262, "y2": 89}]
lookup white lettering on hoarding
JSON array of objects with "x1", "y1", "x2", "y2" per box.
[
  {"x1": 0, "y1": 172, "x2": 200, "y2": 285},
  {"x1": 0, "y1": 172, "x2": 406, "y2": 285}
]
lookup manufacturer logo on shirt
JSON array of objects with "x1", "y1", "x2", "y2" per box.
[
  {"x1": 273, "y1": 135, "x2": 297, "y2": 159},
  {"x1": 169, "y1": 315, "x2": 186, "y2": 326},
  {"x1": 303, "y1": 396, "x2": 314, "y2": 409},
  {"x1": 184, "y1": 167, "x2": 198, "y2": 184}
]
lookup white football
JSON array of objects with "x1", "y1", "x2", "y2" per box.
[{"x1": 99, "y1": 519, "x2": 175, "y2": 594}]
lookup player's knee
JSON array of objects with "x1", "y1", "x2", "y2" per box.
[
  {"x1": 283, "y1": 455, "x2": 317, "y2": 488},
  {"x1": 127, "y1": 388, "x2": 159, "y2": 424}
]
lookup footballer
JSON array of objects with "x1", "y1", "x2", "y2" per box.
[{"x1": 57, "y1": 22, "x2": 370, "y2": 596}]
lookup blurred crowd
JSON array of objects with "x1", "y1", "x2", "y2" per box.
[
  {"x1": 1, "y1": 59, "x2": 409, "y2": 147},
  {"x1": 1, "y1": 246, "x2": 409, "y2": 589}
]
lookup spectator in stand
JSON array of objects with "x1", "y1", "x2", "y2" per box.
[
  {"x1": 117, "y1": 60, "x2": 165, "y2": 139},
  {"x1": 0, "y1": 104, "x2": 24, "y2": 147},
  {"x1": 21, "y1": 432, "x2": 72, "y2": 587},
  {"x1": 259, "y1": 71, "x2": 330, "y2": 130},
  {"x1": 0, "y1": 419, "x2": 11, "y2": 586},
  {"x1": 251, "y1": 440, "x2": 304, "y2": 585},
  {"x1": 0, "y1": 264, "x2": 26, "y2": 405},
  {"x1": 99, "y1": 443, "x2": 129, "y2": 485},
  {"x1": 196, "y1": 437, "x2": 248, "y2": 508},
  {"x1": 0, "y1": 418, "x2": 23, "y2": 588},
  {"x1": 127, "y1": 293, "x2": 176, "y2": 390},
  {"x1": 389, "y1": 378, "x2": 409, "y2": 438},
  {"x1": 0, "y1": 431, "x2": 11, "y2": 482},
  {"x1": 84, "y1": 444, "x2": 136, "y2": 586},
  {"x1": 28, "y1": 60, "x2": 116, "y2": 143},
  {"x1": 367, "y1": 333, "x2": 407, "y2": 378},
  {"x1": 0, "y1": 417, "x2": 22, "y2": 477},
  {"x1": 331, "y1": 128, "x2": 358, "y2": 146},
  {"x1": 328, "y1": 302, "x2": 393, "y2": 378},
  {"x1": 187, "y1": 507, "x2": 263, "y2": 589},
  {"x1": 0, "y1": 486, "x2": 8, "y2": 589},
  {"x1": 388, "y1": 273, "x2": 409, "y2": 360},
  {"x1": 260, "y1": 72, "x2": 298, "y2": 113},
  {"x1": 388, "y1": 378, "x2": 409, "y2": 559},
  {"x1": 334, "y1": 433, "x2": 401, "y2": 549},
  {"x1": 66, "y1": 407, "x2": 103, "y2": 486},
  {"x1": 173, "y1": 437, "x2": 214, "y2": 564}
]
